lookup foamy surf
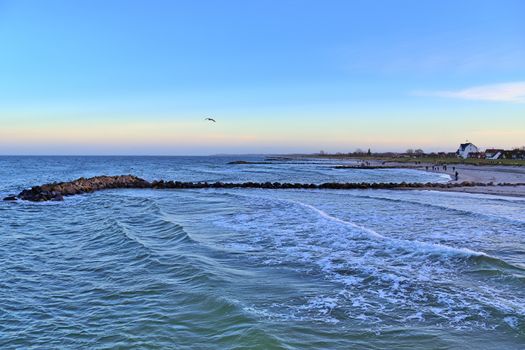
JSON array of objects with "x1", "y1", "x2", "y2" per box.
[
  {"x1": 232, "y1": 192, "x2": 489, "y2": 259},
  {"x1": 205, "y1": 188, "x2": 525, "y2": 332},
  {"x1": 2, "y1": 156, "x2": 525, "y2": 348}
]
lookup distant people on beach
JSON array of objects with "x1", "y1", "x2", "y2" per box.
[
  {"x1": 455, "y1": 171, "x2": 459, "y2": 181},
  {"x1": 423, "y1": 164, "x2": 454, "y2": 174}
]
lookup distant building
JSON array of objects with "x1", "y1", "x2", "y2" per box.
[
  {"x1": 467, "y1": 152, "x2": 485, "y2": 159},
  {"x1": 512, "y1": 150, "x2": 525, "y2": 159},
  {"x1": 503, "y1": 149, "x2": 525, "y2": 160},
  {"x1": 485, "y1": 148, "x2": 525, "y2": 160},
  {"x1": 485, "y1": 149, "x2": 504, "y2": 160},
  {"x1": 456, "y1": 142, "x2": 478, "y2": 159}
]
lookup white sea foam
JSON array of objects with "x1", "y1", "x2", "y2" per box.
[
  {"x1": 208, "y1": 189, "x2": 525, "y2": 329},
  {"x1": 504, "y1": 316, "x2": 519, "y2": 329},
  {"x1": 288, "y1": 198, "x2": 488, "y2": 259}
]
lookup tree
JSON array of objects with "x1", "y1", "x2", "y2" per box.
[
  {"x1": 355, "y1": 148, "x2": 364, "y2": 154},
  {"x1": 367, "y1": 148, "x2": 371, "y2": 156},
  {"x1": 406, "y1": 149, "x2": 414, "y2": 154},
  {"x1": 414, "y1": 149, "x2": 424, "y2": 155}
]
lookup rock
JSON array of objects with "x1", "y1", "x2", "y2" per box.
[
  {"x1": 227, "y1": 160, "x2": 270, "y2": 165},
  {"x1": 51, "y1": 194, "x2": 64, "y2": 201},
  {"x1": 228, "y1": 160, "x2": 250, "y2": 164},
  {"x1": 14, "y1": 174, "x2": 504, "y2": 202},
  {"x1": 15, "y1": 175, "x2": 152, "y2": 202},
  {"x1": 3, "y1": 195, "x2": 17, "y2": 201}
]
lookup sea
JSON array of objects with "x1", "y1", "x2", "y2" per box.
[{"x1": 1, "y1": 156, "x2": 524, "y2": 349}]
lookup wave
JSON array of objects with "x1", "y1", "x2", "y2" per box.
[
  {"x1": 220, "y1": 190, "x2": 489, "y2": 259},
  {"x1": 289, "y1": 199, "x2": 489, "y2": 259},
  {"x1": 292, "y1": 201, "x2": 386, "y2": 240},
  {"x1": 109, "y1": 195, "x2": 194, "y2": 247},
  {"x1": 307, "y1": 203, "x2": 524, "y2": 277},
  {"x1": 324, "y1": 191, "x2": 525, "y2": 225},
  {"x1": 469, "y1": 254, "x2": 525, "y2": 274},
  {"x1": 85, "y1": 189, "x2": 525, "y2": 271},
  {"x1": 210, "y1": 190, "x2": 525, "y2": 329}
]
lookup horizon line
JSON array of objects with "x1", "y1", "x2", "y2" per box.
[{"x1": 0, "y1": 150, "x2": 463, "y2": 157}]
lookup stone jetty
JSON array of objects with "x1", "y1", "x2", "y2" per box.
[
  {"x1": 3, "y1": 175, "x2": 523, "y2": 202},
  {"x1": 12, "y1": 175, "x2": 150, "y2": 202}
]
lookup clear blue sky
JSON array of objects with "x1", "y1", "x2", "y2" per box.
[{"x1": 1, "y1": 0, "x2": 524, "y2": 155}]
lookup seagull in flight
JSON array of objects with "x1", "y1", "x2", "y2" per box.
[{"x1": 204, "y1": 117, "x2": 216, "y2": 122}]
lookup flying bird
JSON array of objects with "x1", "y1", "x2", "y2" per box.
[{"x1": 204, "y1": 117, "x2": 216, "y2": 122}]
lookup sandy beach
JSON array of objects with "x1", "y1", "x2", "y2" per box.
[
  {"x1": 427, "y1": 164, "x2": 525, "y2": 197},
  {"x1": 372, "y1": 160, "x2": 525, "y2": 197}
]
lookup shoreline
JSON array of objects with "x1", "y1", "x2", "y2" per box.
[{"x1": 331, "y1": 158, "x2": 525, "y2": 197}]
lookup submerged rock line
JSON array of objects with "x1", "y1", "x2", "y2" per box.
[{"x1": 3, "y1": 175, "x2": 524, "y2": 202}]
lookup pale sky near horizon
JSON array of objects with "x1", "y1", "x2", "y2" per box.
[{"x1": 1, "y1": 0, "x2": 524, "y2": 155}]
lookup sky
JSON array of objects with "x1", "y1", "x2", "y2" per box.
[{"x1": 0, "y1": 0, "x2": 524, "y2": 155}]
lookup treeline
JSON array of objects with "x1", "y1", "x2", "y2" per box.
[{"x1": 316, "y1": 149, "x2": 456, "y2": 158}]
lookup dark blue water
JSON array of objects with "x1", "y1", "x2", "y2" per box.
[{"x1": 1, "y1": 156, "x2": 524, "y2": 349}]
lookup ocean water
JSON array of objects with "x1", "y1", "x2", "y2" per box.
[{"x1": 1, "y1": 156, "x2": 524, "y2": 349}]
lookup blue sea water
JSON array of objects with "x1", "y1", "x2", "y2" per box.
[{"x1": 1, "y1": 156, "x2": 524, "y2": 349}]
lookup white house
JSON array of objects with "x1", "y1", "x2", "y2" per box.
[{"x1": 456, "y1": 142, "x2": 478, "y2": 159}]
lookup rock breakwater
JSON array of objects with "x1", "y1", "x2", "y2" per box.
[
  {"x1": 13, "y1": 175, "x2": 150, "y2": 202},
  {"x1": 4, "y1": 175, "x2": 523, "y2": 202}
]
